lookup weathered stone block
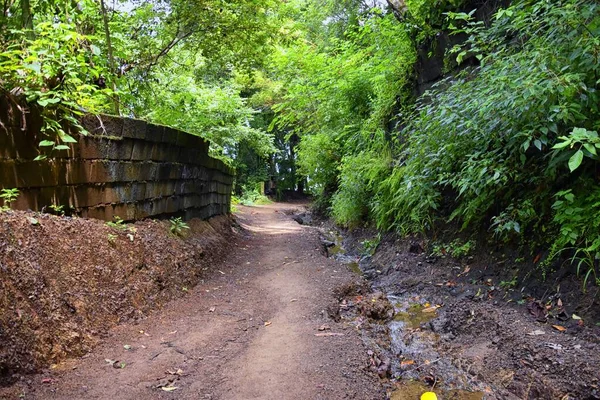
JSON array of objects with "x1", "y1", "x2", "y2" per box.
[
  {"x1": 150, "y1": 143, "x2": 179, "y2": 162},
  {"x1": 122, "y1": 118, "x2": 147, "y2": 140},
  {"x1": 137, "y1": 162, "x2": 159, "y2": 182},
  {"x1": 161, "y1": 127, "x2": 179, "y2": 145},
  {"x1": 146, "y1": 124, "x2": 164, "y2": 143},
  {"x1": 81, "y1": 114, "x2": 124, "y2": 138},
  {"x1": 131, "y1": 141, "x2": 154, "y2": 161},
  {"x1": 15, "y1": 160, "x2": 59, "y2": 187}
]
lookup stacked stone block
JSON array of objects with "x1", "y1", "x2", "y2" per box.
[{"x1": 0, "y1": 99, "x2": 233, "y2": 221}]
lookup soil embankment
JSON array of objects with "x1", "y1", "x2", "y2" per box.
[{"x1": 0, "y1": 211, "x2": 233, "y2": 384}]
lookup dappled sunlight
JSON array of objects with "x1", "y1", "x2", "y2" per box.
[{"x1": 238, "y1": 221, "x2": 302, "y2": 235}]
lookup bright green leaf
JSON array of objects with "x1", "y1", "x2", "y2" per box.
[{"x1": 568, "y1": 150, "x2": 584, "y2": 172}]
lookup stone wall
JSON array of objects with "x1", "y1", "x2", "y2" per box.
[
  {"x1": 413, "y1": 0, "x2": 511, "y2": 96},
  {"x1": 0, "y1": 99, "x2": 233, "y2": 221}
]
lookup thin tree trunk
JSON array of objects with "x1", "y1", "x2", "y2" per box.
[
  {"x1": 100, "y1": 0, "x2": 120, "y2": 115},
  {"x1": 21, "y1": 0, "x2": 33, "y2": 39}
]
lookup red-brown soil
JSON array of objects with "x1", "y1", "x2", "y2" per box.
[
  {"x1": 0, "y1": 203, "x2": 384, "y2": 399},
  {"x1": 0, "y1": 210, "x2": 233, "y2": 382}
]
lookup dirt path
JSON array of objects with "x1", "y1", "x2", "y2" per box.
[{"x1": 6, "y1": 203, "x2": 383, "y2": 400}]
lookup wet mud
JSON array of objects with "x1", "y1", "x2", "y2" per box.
[{"x1": 319, "y1": 225, "x2": 600, "y2": 400}]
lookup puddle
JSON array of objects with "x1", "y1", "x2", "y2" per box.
[
  {"x1": 326, "y1": 233, "x2": 345, "y2": 258},
  {"x1": 324, "y1": 231, "x2": 363, "y2": 275},
  {"x1": 391, "y1": 381, "x2": 484, "y2": 400},
  {"x1": 348, "y1": 261, "x2": 362, "y2": 276},
  {"x1": 392, "y1": 303, "x2": 438, "y2": 329}
]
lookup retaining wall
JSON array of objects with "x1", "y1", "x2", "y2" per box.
[{"x1": 0, "y1": 98, "x2": 233, "y2": 220}]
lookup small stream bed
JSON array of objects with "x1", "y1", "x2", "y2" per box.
[{"x1": 323, "y1": 229, "x2": 485, "y2": 400}]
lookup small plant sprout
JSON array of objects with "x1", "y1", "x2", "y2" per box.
[
  {"x1": 0, "y1": 188, "x2": 19, "y2": 211},
  {"x1": 106, "y1": 216, "x2": 127, "y2": 230},
  {"x1": 49, "y1": 204, "x2": 65, "y2": 215},
  {"x1": 107, "y1": 233, "x2": 117, "y2": 245},
  {"x1": 170, "y1": 217, "x2": 190, "y2": 236}
]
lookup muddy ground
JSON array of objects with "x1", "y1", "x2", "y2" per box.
[{"x1": 319, "y1": 219, "x2": 600, "y2": 400}]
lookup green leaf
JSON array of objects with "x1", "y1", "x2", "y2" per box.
[
  {"x1": 34, "y1": 155, "x2": 47, "y2": 161},
  {"x1": 583, "y1": 143, "x2": 597, "y2": 156},
  {"x1": 58, "y1": 133, "x2": 78, "y2": 143},
  {"x1": 568, "y1": 150, "x2": 584, "y2": 172},
  {"x1": 39, "y1": 140, "x2": 54, "y2": 147},
  {"x1": 24, "y1": 63, "x2": 41, "y2": 73},
  {"x1": 552, "y1": 141, "x2": 571, "y2": 149},
  {"x1": 54, "y1": 145, "x2": 70, "y2": 150}
]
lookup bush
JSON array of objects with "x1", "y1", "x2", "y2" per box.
[{"x1": 375, "y1": 0, "x2": 600, "y2": 278}]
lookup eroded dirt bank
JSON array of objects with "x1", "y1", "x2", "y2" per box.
[
  {"x1": 0, "y1": 204, "x2": 384, "y2": 399},
  {"x1": 0, "y1": 211, "x2": 233, "y2": 384}
]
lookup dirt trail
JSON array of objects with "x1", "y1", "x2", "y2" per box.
[{"x1": 3, "y1": 203, "x2": 382, "y2": 400}]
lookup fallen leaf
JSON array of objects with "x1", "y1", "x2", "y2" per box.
[
  {"x1": 209, "y1": 307, "x2": 216, "y2": 313},
  {"x1": 169, "y1": 330, "x2": 178, "y2": 335},
  {"x1": 557, "y1": 299, "x2": 563, "y2": 307},
  {"x1": 314, "y1": 332, "x2": 345, "y2": 337},
  {"x1": 526, "y1": 330, "x2": 545, "y2": 336},
  {"x1": 400, "y1": 360, "x2": 415, "y2": 366},
  {"x1": 161, "y1": 386, "x2": 178, "y2": 392},
  {"x1": 290, "y1": 299, "x2": 298, "y2": 302},
  {"x1": 318, "y1": 325, "x2": 331, "y2": 331},
  {"x1": 123, "y1": 344, "x2": 132, "y2": 350},
  {"x1": 533, "y1": 253, "x2": 542, "y2": 264},
  {"x1": 552, "y1": 325, "x2": 567, "y2": 332},
  {"x1": 422, "y1": 305, "x2": 441, "y2": 313},
  {"x1": 28, "y1": 217, "x2": 39, "y2": 226},
  {"x1": 105, "y1": 359, "x2": 116, "y2": 366},
  {"x1": 41, "y1": 378, "x2": 53, "y2": 384},
  {"x1": 264, "y1": 321, "x2": 272, "y2": 326},
  {"x1": 527, "y1": 301, "x2": 548, "y2": 322},
  {"x1": 572, "y1": 314, "x2": 581, "y2": 320}
]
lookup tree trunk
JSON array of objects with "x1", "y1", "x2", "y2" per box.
[
  {"x1": 100, "y1": 0, "x2": 120, "y2": 115},
  {"x1": 21, "y1": 0, "x2": 33, "y2": 39},
  {"x1": 386, "y1": 0, "x2": 406, "y2": 23}
]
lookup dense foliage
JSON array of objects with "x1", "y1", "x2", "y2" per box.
[
  {"x1": 0, "y1": 0, "x2": 276, "y2": 162},
  {"x1": 373, "y1": 0, "x2": 600, "y2": 283},
  {"x1": 267, "y1": 0, "x2": 600, "y2": 286}
]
